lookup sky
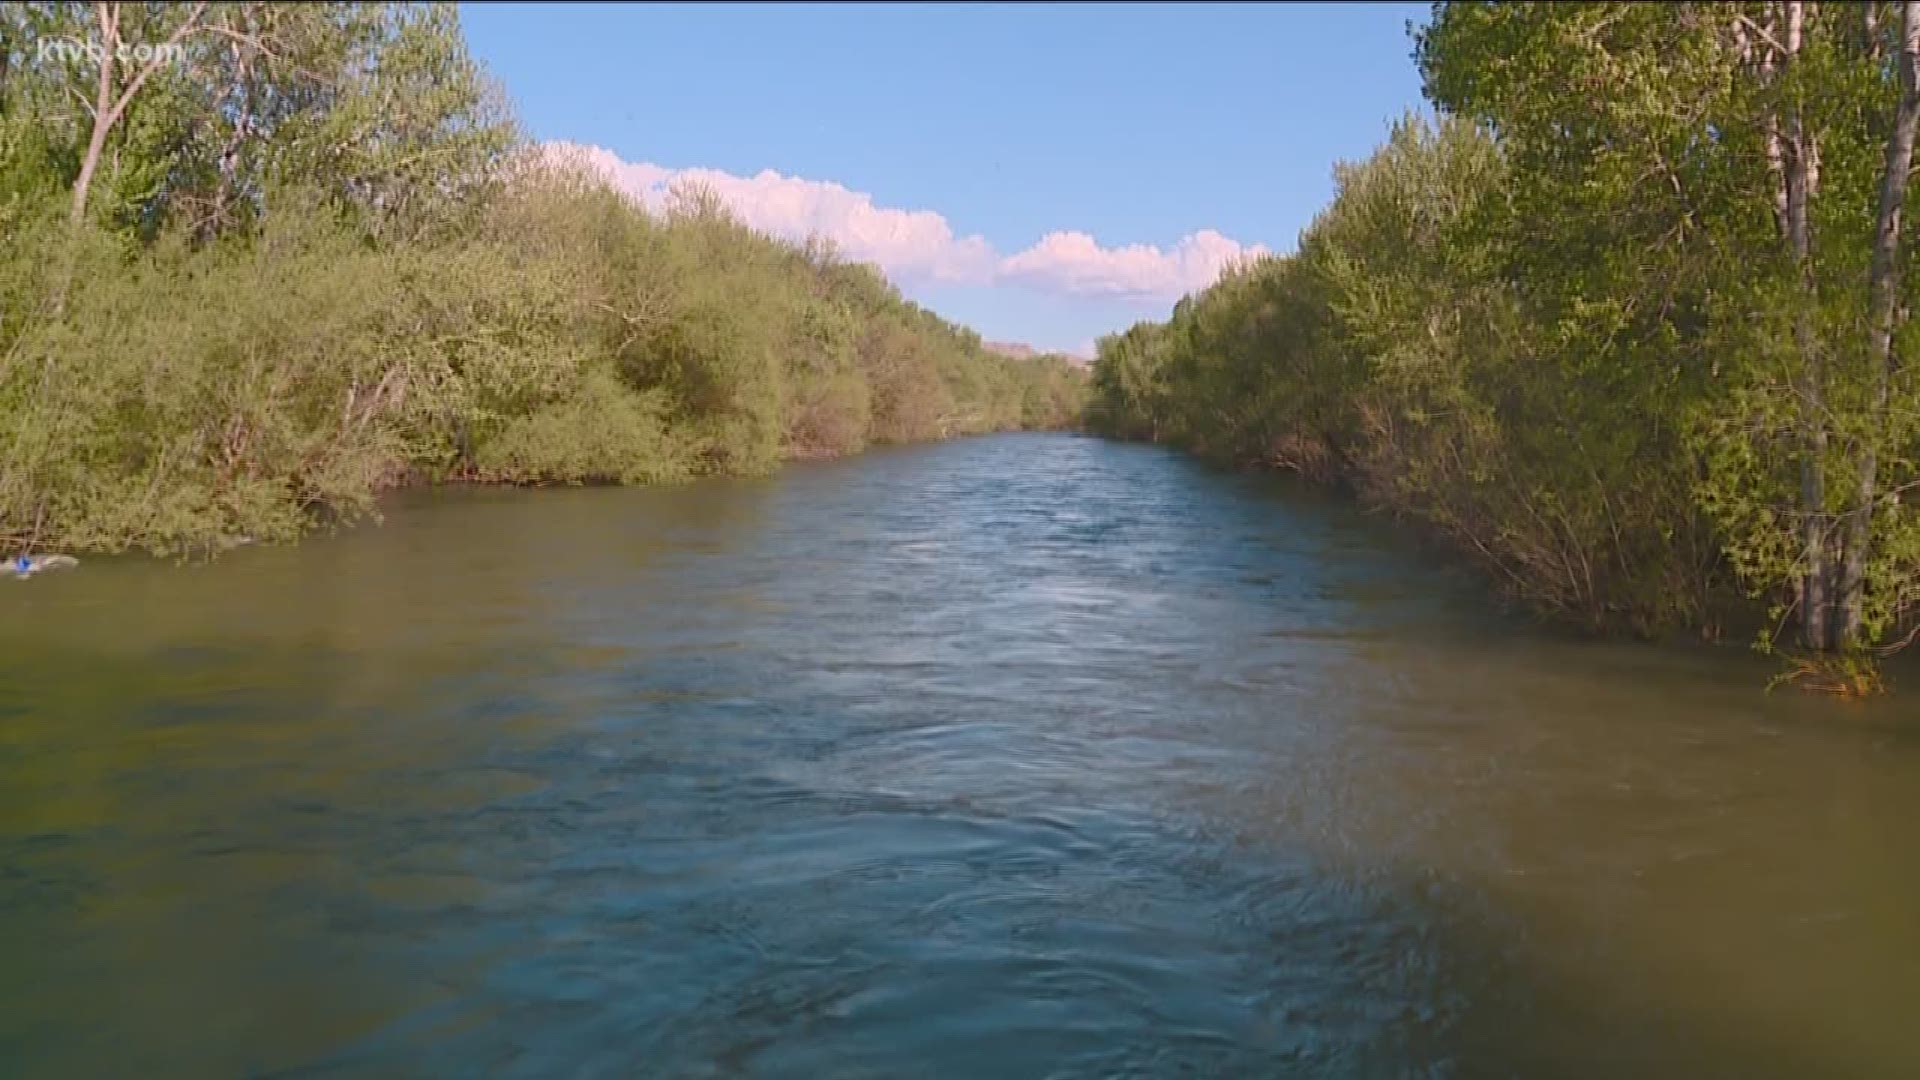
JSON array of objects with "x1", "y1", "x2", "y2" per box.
[{"x1": 461, "y1": 2, "x2": 1432, "y2": 355}]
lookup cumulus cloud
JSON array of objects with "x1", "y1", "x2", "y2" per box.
[
  {"x1": 999, "y1": 229, "x2": 1267, "y2": 298},
  {"x1": 544, "y1": 141, "x2": 1267, "y2": 300}
]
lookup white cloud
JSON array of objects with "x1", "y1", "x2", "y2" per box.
[
  {"x1": 999, "y1": 229, "x2": 1268, "y2": 298},
  {"x1": 544, "y1": 141, "x2": 1266, "y2": 300}
]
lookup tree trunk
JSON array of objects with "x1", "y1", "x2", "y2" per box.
[
  {"x1": 69, "y1": 113, "x2": 113, "y2": 228},
  {"x1": 68, "y1": 2, "x2": 208, "y2": 230},
  {"x1": 1837, "y1": 0, "x2": 1920, "y2": 647},
  {"x1": 69, "y1": 3, "x2": 121, "y2": 229},
  {"x1": 1764, "y1": 1, "x2": 1840, "y2": 650}
]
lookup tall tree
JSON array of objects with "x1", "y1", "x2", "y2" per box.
[
  {"x1": 1419, "y1": 1, "x2": 1920, "y2": 657},
  {"x1": 67, "y1": 1, "x2": 205, "y2": 227}
]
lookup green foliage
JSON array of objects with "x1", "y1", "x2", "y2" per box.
[
  {"x1": 1090, "y1": 113, "x2": 1730, "y2": 635},
  {"x1": 472, "y1": 368, "x2": 687, "y2": 486},
  {"x1": 1422, "y1": 1, "x2": 1920, "y2": 659},
  {"x1": 0, "y1": 2, "x2": 1086, "y2": 555},
  {"x1": 2, "y1": 198, "x2": 412, "y2": 553},
  {"x1": 1095, "y1": 2, "x2": 1920, "y2": 667}
]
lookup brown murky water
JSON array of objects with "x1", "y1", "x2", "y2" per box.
[{"x1": 2, "y1": 433, "x2": 1916, "y2": 1077}]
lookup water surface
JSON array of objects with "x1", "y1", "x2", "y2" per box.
[{"x1": 3, "y1": 433, "x2": 1917, "y2": 1076}]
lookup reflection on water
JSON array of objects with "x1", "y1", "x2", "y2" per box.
[{"x1": 2, "y1": 434, "x2": 1917, "y2": 1077}]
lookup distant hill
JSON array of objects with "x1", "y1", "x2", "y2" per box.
[
  {"x1": 984, "y1": 340, "x2": 1043, "y2": 360},
  {"x1": 985, "y1": 340, "x2": 1091, "y2": 366}
]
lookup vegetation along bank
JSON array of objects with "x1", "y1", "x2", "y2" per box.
[
  {"x1": 1087, "y1": 2, "x2": 1920, "y2": 689},
  {"x1": 0, "y1": 3, "x2": 1086, "y2": 558}
]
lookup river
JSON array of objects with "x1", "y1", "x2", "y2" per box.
[{"x1": 2, "y1": 433, "x2": 1916, "y2": 1077}]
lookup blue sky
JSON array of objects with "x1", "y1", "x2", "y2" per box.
[{"x1": 462, "y1": 2, "x2": 1432, "y2": 354}]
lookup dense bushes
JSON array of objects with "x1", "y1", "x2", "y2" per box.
[
  {"x1": 1092, "y1": 1, "x2": 1920, "y2": 676},
  {"x1": 0, "y1": 3, "x2": 1084, "y2": 555},
  {"x1": 1088, "y1": 119, "x2": 1720, "y2": 632}
]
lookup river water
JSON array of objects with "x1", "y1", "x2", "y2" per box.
[{"x1": 2, "y1": 433, "x2": 1916, "y2": 1077}]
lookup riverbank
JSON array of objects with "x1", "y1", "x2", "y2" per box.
[
  {"x1": 1, "y1": 7, "x2": 1084, "y2": 560},
  {"x1": 1088, "y1": 426, "x2": 1920, "y2": 692},
  {"x1": 2, "y1": 178, "x2": 1084, "y2": 559},
  {"x1": 1086, "y1": 104, "x2": 1920, "y2": 679}
]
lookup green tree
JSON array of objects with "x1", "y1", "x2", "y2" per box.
[{"x1": 1422, "y1": 1, "x2": 1920, "y2": 662}]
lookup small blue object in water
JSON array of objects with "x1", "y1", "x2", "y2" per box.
[{"x1": 10, "y1": 553, "x2": 76, "y2": 577}]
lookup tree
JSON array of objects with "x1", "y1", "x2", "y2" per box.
[
  {"x1": 66, "y1": 2, "x2": 206, "y2": 228},
  {"x1": 1420, "y1": 1, "x2": 1920, "y2": 661}
]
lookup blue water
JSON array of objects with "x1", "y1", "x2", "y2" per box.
[{"x1": 2, "y1": 434, "x2": 1916, "y2": 1077}]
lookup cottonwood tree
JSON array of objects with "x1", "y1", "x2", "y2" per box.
[
  {"x1": 66, "y1": 1, "x2": 206, "y2": 228},
  {"x1": 11, "y1": 2, "x2": 510, "y2": 240},
  {"x1": 1419, "y1": 1, "x2": 1920, "y2": 660}
]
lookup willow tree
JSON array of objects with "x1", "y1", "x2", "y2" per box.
[{"x1": 1088, "y1": 321, "x2": 1177, "y2": 443}]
